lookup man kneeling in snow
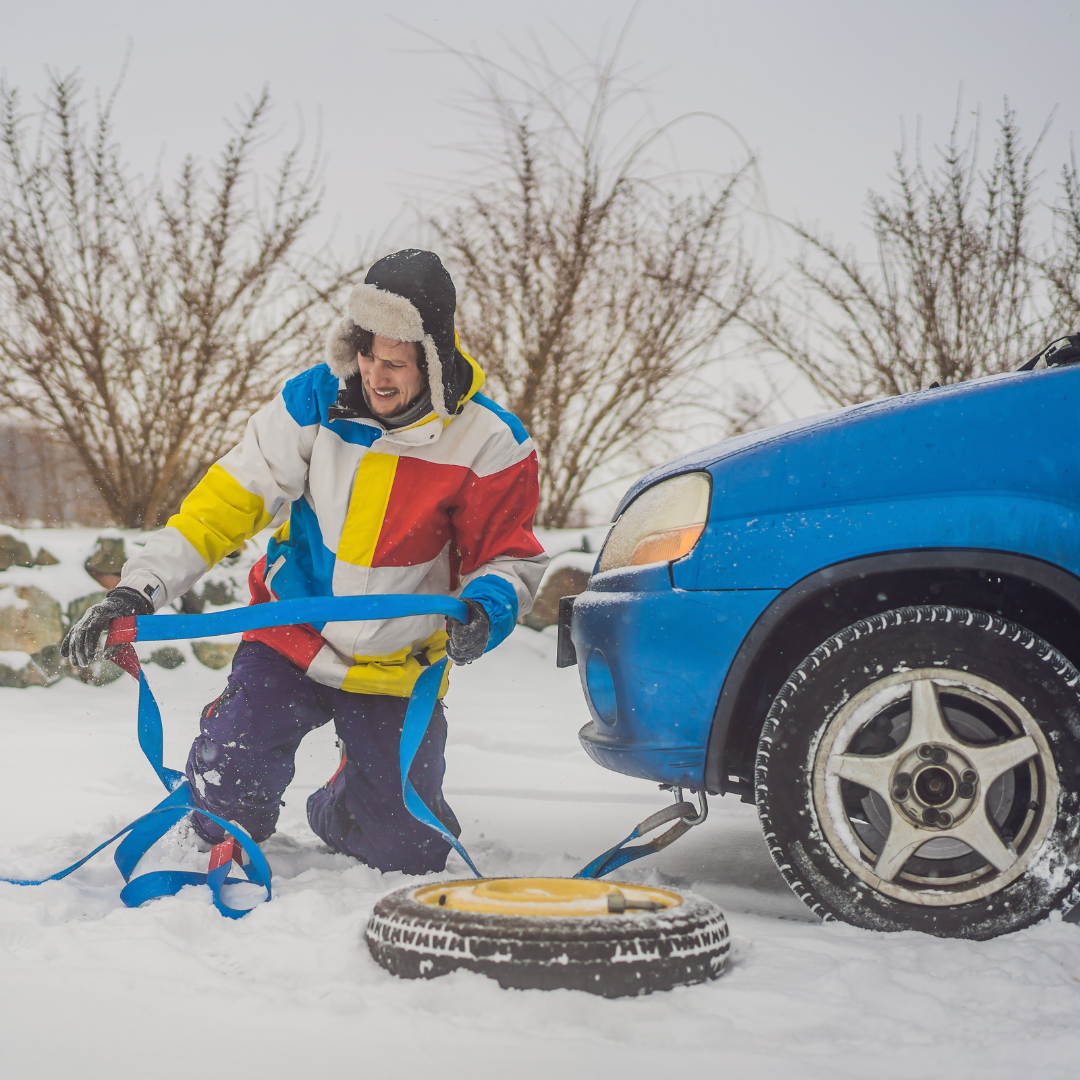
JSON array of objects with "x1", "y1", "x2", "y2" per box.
[{"x1": 62, "y1": 249, "x2": 547, "y2": 874}]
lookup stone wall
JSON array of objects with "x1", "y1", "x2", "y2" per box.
[{"x1": 0, "y1": 532, "x2": 239, "y2": 688}]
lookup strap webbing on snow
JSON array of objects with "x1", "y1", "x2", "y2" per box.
[
  {"x1": 2, "y1": 591, "x2": 706, "y2": 913},
  {"x1": 1, "y1": 595, "x2": 472, "y2": 916}
]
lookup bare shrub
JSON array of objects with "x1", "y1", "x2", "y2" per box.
[
  {"x1": 1045, "y1": 151, "x2": 1080, "y2": 332},
  {"x1": 749, "y1": 103, "x2": 1058, "y2": 405},
  {"x1": 0, "y1": 70, "x2": 359, "y2": 527},
  {"x1": 430, "y1": 40, "x2": 757, "y2": 527}
]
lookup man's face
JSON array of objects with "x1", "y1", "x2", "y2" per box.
[{"x1": 359, "y1": 336, "x2": 426, "y2": 418}]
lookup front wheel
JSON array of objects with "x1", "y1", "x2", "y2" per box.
[{"x1": 756, "y1": 606, "x2": 1080, "y2": 938}]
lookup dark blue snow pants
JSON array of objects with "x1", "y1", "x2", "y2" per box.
[{"x1": 185, "y1": 641, "x2": 459, "y2": 874}]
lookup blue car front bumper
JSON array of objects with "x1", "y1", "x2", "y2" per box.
[{"x1": 570, "y1": 564, "x2": 780, "y2": 789}]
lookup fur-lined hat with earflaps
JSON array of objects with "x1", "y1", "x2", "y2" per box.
[{"x1": 326, "y1": 249, "x2": 474, "y2": 418}]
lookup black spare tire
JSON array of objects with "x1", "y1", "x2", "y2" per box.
[
  {"x1": 756, "y1": 605, "x2": 1080, "y2": 939},
  {"x1": 365, "y1": 877, "x2": 729, "y2": 996}
]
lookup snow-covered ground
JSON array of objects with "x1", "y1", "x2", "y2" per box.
[{"x1": 4, "y1": 531, "x2": 1080, "y2": 1077}]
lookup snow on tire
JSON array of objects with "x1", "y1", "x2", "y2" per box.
[
  {"x1": 364, "y1": 877, "x2": 730, "y2": 997},
  {"x1": 756, "y1": 605, "x2": 1080, "y2": 939}
]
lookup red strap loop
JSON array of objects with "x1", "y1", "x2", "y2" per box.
[
  {"x1": 104, "y1": 617, "x2": 140, "y2": 680},
  {"x1": 105, "y1": 615, "x2": 138, "y2": 646}
]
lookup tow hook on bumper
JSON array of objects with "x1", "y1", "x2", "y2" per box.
[
  {"x1": 576, "y1": 787, "x2": 710, "y2": 879},
  {"x1": 662, "y1": 785, "x2": 709, "y2": 826}
]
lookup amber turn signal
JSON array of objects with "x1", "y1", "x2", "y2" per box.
[{"x1": 630, "y1": 523, "x2": 705, "y2": 566}]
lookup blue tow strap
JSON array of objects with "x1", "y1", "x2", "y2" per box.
[
  {"x1": 574, "y1": 801, "x2": 699, "y2": 880},
  {"x1": 1, "y1": 594, "x2": 474, "y2": 916},
  {"x1": 398, "y1": 658, "x2": 482, "y2": 877},
  {"x1": 2, "y1": 592, "x2": 697, "y2": 913}
]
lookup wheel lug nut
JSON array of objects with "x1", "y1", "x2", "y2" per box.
[
  {"x1": 923, "y1": 807, "x2": 939, "y2": 825},
  {"x1": 892, "y1": 786, "x2": 909, "y2": 801},
  {"x1": 937, "y1": 811, "x2": 953, "y2": 827},
  {"x1": 895, "y1": 772, "x2": 912, "y2": 787},
  {"x1": 958, "y1": 782, "x2": 975, "y2": 799},
  {"x1": 930, "y1": 746, "x2": 948, "y2": 765},
  {"x1": 918, "y1": 744, "x2": 933, "y2": 760},
  {"x1": 961, "y1": 770, "x2": 977, "y2": 784}
]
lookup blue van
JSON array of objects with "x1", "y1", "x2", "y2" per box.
[{"x1": 561, "y1": 345, "x2": 1080, "y2": 938}]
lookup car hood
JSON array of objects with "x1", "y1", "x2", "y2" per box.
[{"x1": 612, "y1": 369, "x2": 1032, "y2": 519}]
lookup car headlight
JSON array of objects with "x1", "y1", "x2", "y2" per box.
[{"x1": 598, "y1": 472, "x2": 711, "y2": 573}]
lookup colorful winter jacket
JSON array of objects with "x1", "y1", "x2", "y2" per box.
[{"x1": 119, "y1": 352, "x2": 548, "y2": 697}]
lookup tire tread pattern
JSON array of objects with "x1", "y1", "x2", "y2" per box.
[
  {"x1": 755, "y1": 605, "x2": 1080, "y2": 937},
  {"x1": 365, "y1": 882, "x2": 730, "y2": 997}
]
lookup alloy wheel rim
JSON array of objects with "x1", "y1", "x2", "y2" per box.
[{"x1": 811, "y1": 668, "x2": 1058, "y2": 906}]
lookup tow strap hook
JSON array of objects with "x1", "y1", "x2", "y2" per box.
[{"x1": 669, "y1": 787, "x2": 709, "y2": 826}]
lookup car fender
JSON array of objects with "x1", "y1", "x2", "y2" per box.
[{"x1": 704, "y1": 547, "x2": 1080, "y2": 796}]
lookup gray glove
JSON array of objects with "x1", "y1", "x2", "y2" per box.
[
  {"x1": 61, "y1": 586, "x2": 155, "y2": 669},
  {"x1": 446, "y1": 599, "x2": 490, "y2": 665}
]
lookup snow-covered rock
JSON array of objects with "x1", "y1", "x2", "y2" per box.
[
  {"x1": 0, "y1": 584, "x2": 63, "y2": 654},
  {"x1": 521, "y1": 565, "x2": 591, "y2": 629},
  {"x1": 191, "y1": 641, "x2": 238, "y2": 669},
  {"x1": 0, "y1": 648, "x2": 48, "y2": 687},
  {"x1": 0, "y1": 533, "x2": 34, "y2": 570}
]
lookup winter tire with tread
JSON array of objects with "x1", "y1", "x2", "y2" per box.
[
  {"x1": 365, "y1": 877, "x2": 729, "y2": 996},
  {"x1": 756, "y1": 605, "x2": 1080, "y2": 939}
]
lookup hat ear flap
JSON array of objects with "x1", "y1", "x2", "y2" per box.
[
  {"x1": 326, "y1": 317, "x2": 360, "y2": 379},
  {"x1": 421, "y1": 334, "x2": 448, "y2": 417}
]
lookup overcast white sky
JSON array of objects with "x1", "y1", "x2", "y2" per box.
[
  {"x1": 4, "y1": 0, "x2": 1077, "y2": 258},
  {"x1": 4, "y1": 1, "x2": 1078, "y2": 511}
]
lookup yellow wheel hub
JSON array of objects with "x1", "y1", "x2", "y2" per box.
[{"x1": 412, "y1": 877, "x2": 683, "y2": 917}]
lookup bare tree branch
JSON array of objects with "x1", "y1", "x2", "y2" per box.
[
  {"x1": 746, "y1": 101, "x2": 1062, "y2": 406},
  {"x1": 0, "y1": 71, "x2": 362, "y2": 526},
  {"x1": 1045, "y1": 145, "x2": 1080, "y2": 331},
  {"x1": 429, "y1": 38, "x2": 758, "y2": 526}
]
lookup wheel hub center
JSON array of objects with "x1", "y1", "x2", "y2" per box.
[
  {"x1": 891, "y1": 743, "x2": 979, "y2": 829},
  {"x1": 915, "y1": 766, "x2": 955, "y2": 805}
]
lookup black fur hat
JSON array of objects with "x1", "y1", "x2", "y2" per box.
[{"x1": 326, "y1": 249, "x2": 473, "y2": 417}]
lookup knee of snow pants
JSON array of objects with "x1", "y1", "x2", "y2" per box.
[
  {"x1": 186, "y1": 641, "x2": 332, "y2": 845},
  {"x1": 306, "y1": 695, "x2": 461, "y2": 875},
  {"x1": 185, "y1": 640, "x2": 460, "y2": 873}
]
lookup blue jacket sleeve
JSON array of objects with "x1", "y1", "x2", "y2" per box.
[{"x1": 461, "y1": 574, "x2": 520, "y2": 653}]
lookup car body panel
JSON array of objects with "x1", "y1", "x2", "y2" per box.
[
  {"x1": 573, "y1": 364, "x2": 1080, "y2": 791},
  {"x1": 674, "y1": 367, "x2": 1080, "y2": 591},
  {"x1": 573, "y1": 566, "x2": 780, "y2": 786},
  {"x1": 699, "y1": 546, "x2": 1080, "y2": 794},
  {"x1": 676, "y1": 493, "x2": 1080, "y2": 592}
]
